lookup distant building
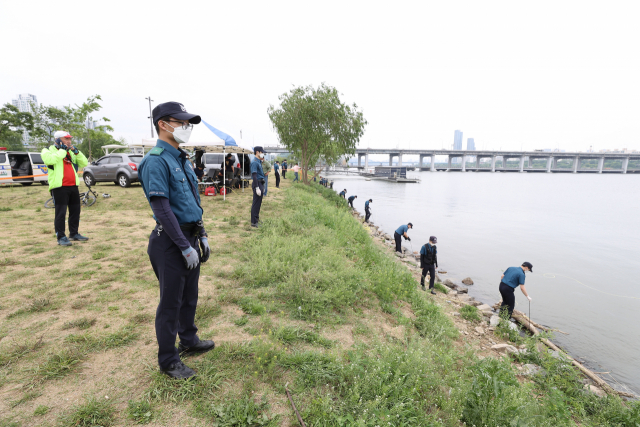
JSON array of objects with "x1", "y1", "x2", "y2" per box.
[
  {"x1": 466, "y1": 138, "x2": 475, "y2": 151},
  {"x1": 11, "y1": 94, "x2": 38, "y2": 148},
  {"x1": 453, "y1": 130, "x2": 463, "y2": 150}
]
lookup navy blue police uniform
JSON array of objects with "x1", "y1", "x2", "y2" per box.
[
  {"x1": 420, "y1": 240, "x2": 438, "y2": 292},
  {"x1": 250, "y1": 148, "x2": 265, "y2": 226},
  {"x1": 364, "y1": 199, "x2": 372, "y2": 222},
  {"x1": 348, "y1": 195, "x2": 356, "y2": 208},
  {"x1": 137, "y1": 102, "x2": 213, "y2": 378}
]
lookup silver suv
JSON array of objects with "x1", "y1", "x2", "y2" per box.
[{"x1": 83, "y1": 154, "x2": 142, "y2": 188}]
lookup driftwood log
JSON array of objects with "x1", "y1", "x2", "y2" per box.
[{"x1": 478, "y1": 299, "x2": 636, "y2": 398}]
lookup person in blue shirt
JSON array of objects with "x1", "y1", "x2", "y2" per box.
[
  {"x1": 499, "y1": 262, "x2": 533, "y2": 318},
  {"x1": 338, "y1": 189, "x2": 347, "y2": 199},
  {"x1": 250, "y1": 146, "x2": 266, "y2": 227},
  {"x1": 347, "y1": 194, "x2": 357, "y2": 208},
  {"x1": 420, "y1": 236, "x2": 438, "y2": 294},
  {"x1": 282, "y1": 160, "x2": 288, "y2": 179},
  {"x1": 394, "y1": 223, "x2": 413, "y2": 253},
  {"x1": 364, "y1": 199, "x2": 372, "y2": 222},
  {"x1": 274, "y1": 161, "x2": 280, "y2": 188},
  {"x1": 138, "y1": 101, "x2": 213, "y2": 380}
]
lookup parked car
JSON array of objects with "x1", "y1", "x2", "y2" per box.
[
  {"x1": 0, "y1": 148, "x2": 48, "y2": 186},
  {"x1": 83, "y1": 153, "x2": 142, "y2": 188}
]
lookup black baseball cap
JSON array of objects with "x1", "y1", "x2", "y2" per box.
[
  {"x1": 152, "y1": 102, "x2": 201, "y2": 126},
  {"x1": 254, "y1": 146, "x2": 264, "y2": 154},
  {"x1": 522, "y1": 261, "x2": 533, "y2": 272},
  {"x1": 429, "y1": 236, "x2": 437, "y2": 243},
  {"x1": 408, "y1": 222, "x2": 413, "y2": 227}
]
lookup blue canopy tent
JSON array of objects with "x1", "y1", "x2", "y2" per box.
[{"x1": 181, "y1": 120, "x2": 253, "y2": 200}]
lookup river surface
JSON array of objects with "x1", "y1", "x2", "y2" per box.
[{"x1": 328, "y1": 170, "x2": 640, "y2": 394}]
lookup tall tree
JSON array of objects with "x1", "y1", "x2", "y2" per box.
[
  {"x1": 268, "y1": 83, "x2": 367, "y2": 184},
  {"x1": 0, "y1": 103, "x2": 35, "y2": 148}
]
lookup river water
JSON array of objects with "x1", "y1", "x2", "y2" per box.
[{"x1": 328, "y1": 170, "x2": 640, "y2": 394}]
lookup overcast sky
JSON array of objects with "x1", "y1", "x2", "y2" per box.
[{"x1": 2, "y1": 0, "x2": 639, "y2": 154}]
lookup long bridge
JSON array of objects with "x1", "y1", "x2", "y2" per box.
[{"x1": 264, "y1": 147, "x2": 640, "y2": 174}]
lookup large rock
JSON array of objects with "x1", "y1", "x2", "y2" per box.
[
  {"x1": 456, "y1": 287, "x2": 469, "y2": 294},
  {"x1": 384, "y1": 234, "x2": 392, "y2": 240},
  {"x1": 520, "y1": 364, "x2": 540, "y2": 376},
  {"x1": 491, "y1": 344, "x2": 518, "y2": 354},
  {"x1": 474, "y1": 326, "x2": 485, "y2": 334},
  {"x1": 438, "y1": 270, "x2": 447, "y2": 274},
  {"x1": 462, "y1": 277, "x2": 474, "y2": 285},
  {"x1": 489, "y1": 315, "x2": 500, "y2": 327},
  {"x1": 476, "y1": 304, "x2": 493, "y2": 313},
  {"x1": 443, "y1": 279, "x2": 456, "y2": 289},
  {"x1": 586, "y1": 384, "x2": 606, "y2": 397}
]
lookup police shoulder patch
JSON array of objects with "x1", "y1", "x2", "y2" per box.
[{"x1": 149, "y1": 147, "x2": 164, "y2": 156}]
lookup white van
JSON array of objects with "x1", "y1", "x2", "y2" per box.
[{"x1": 0, "y1": 148, "x2": 49, "y2": 186}]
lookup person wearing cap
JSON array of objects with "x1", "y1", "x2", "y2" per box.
[
  {"x1": 138, "y1": 102, "x2": 214, "y2": 380},
  {"x1": 338, "y1": 189, "x2": 347, "y2": 199},
  {"x1": 250, "y1": 146, "x2": 266, "y2": 227},
  {"x1": 347, "y1": 194, "x2": 357, "y2": 208},
  {"x1": 420, "y1": 236, "x2": 438, "y2": 294},
  {"x1": 41, "y1": 131, "x2": 89, "y2": 246},
  {"x1": 274, "y1": 161, "x2": 281, "y2": 188},
  {"x1": 282, "y1": 160, "x2": 287, "y2": 179},
  {"x1": 394, "y1": 223, "x2": 413, "y2": 253},
  {"x1": 364, "y1": 199, "x2": 372, "y2": 222},
  {"x1": 499, "y1": 262, "x2": 533, "y2": 318}
]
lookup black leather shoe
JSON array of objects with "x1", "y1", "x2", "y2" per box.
[
  {"x1": 431, "y1": 290, "x2": 437, "y2": 295},
  {"x1": 251, "y1": 223, "x2": 259, "y2": 228},
  {"x1": 160, "y1": 361, "x2": 196, "y2": 379},
  {"x1": 70, "y1": 234, "x2": 89, "y2": 241},
  {"x1": 178, "y1": 339, "x2": 215, "y2": 355}
]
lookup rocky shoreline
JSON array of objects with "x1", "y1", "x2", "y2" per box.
[{"x1": 350, "y1": 208, "x2": 638, "y2": 399}]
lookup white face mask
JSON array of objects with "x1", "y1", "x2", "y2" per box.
[
  {"x1": 164, "y1": 121, "x2": 192, "y2": 144},
  {"x1": 258, "y1": 153, "x2": 264, "y2": 159}
]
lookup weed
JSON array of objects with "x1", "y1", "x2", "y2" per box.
[
  {"x1": 228, "y1": 216, "x2": 240, "y2": 226},
  {"x1": 65, "y1": 326, "x2": 139, "y2": 350},
  {"x1": 127, "y1": 399, "x2": 154, "y2": 424},
  {"x1": 234, "y1": 316, "x2": 249, "y2": 327},
  {"x1": 92, "y1": 251, "x2": 107, "y2": 260},
  {"x1": 130, "y1": 313, "x2": 154, "y2": 324},
  {"x1": 0, "y1": 258, "x2": 18, "y2": 267},
  {"x1": 195, "y1": 299, "x2": 222, "y2": 325},
  {"x1": 31, "y1": 347, "x2": 85, "y2": 385},
  {"x1": 460, "y1": 304, "x2": 482, "y2": 323},
  {"x1": 58, "y1": 398, "x2": 115, "y2": 427},
  {"x1": 238, "y1": 297, "x2": 266, "y2": 315},
  {"x1": 62, "y1": 317, "x2": 97, "y2": 330},
  {"x1": 274, "y1": 326, "x2": 333, "y2": 348},
  {"x1": 193, "y1": 394, "x2": 279, "y2": 426},
  {"x1": 434, "y1": 282, "x2": 449, "y2": 294},
  {"x1": 0, "y1": 207, "x2": 12, "y2": 212},
  {"x1": 33, "y1": 405, "x2": 49, "y2": 416},
  {"x1": 9, "y1": 391, "x2": 41, "y2": 408}
]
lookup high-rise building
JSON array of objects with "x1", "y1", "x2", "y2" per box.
[
  {"x1": 453, "y1": 130, "x2": 463, "y2": 150},
  {"x1": 467, "y1": 138, "x2": 475, "y2": 151},
  {"x1": 11, "y1": 93, "x2": 38, "y2": 113},
  {"x1": 11, "y1": 94, "x2": 38, "y2": 148}
]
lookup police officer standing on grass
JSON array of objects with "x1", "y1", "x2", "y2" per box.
[
  {"x1": 347, "y1": 194, "x2": 357, "y2": 208},
  {"x1": 138, "y1": 102, "x2": 213, "y2": 380},
  {"x1": 41, "y1": 131, "x2": 89, "y2": 246},
  {"x1": 282, "y1": 160, "x2": 288, "y2": 179},
  {"x1": 250, "y1": 146, "x2": 266, "y2": 228},
  {"x1": 420, "y1": 236, "x2": 438, "y2": 294},
  {"x1": 394, "y1": 223, "x2": 413, "y2": 253},
  {"x1": 499, "y1": 262, "x2": 533, "y2": 318},
  {"x1": 364, "y1": 199, "x2": 372, "y2": 222},
  {"x1": 274, "y1": 161, "x2": 281, "y2": 188}
]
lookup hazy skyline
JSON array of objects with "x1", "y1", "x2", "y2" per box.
[{"x1": 2, "y1": 0, "x2": 639, "y2": 152}]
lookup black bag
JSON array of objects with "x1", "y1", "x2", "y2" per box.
[{"x1": 420, "y1": 244, "x2": 437, "y2": 267}]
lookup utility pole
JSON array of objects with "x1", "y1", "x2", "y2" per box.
[
  {"x1": 240, "y1": 130, "x2": 243, "y2": 139},
  {"x1": 145, "y1": 97, "x2": 154, "y2": 138}
]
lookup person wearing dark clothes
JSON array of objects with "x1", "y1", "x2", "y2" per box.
[
  {"x1": 274, "y1": 161, "x2": 281, "y2": 188},
  {"x1": 420, "y1": 236, "x2": 438, "y2": 294},
  {"x1": 194, "y1": 165, "x2": 204, "y2": 182},
  {"x1": 499, "y1": 262, "x2": 533, "y2": 318},
  {"x1": 338, "y1": 189, "x2": 347, "y2": 199},
  {"x1": 393, "y1": 223, "x2": 413, "y2": 253},
  {"x1": 364, "y1": 199, "x2": 372, "y2": 222},
  {"x1": 282, "y1": 160, "x2": 287, "y2": 179},
  {"x1": 347, "y1": 195, "x2": 357, "y2": 208},
  {"x1": 138, "y1": 102, "x2": 214, "y2": 380},
  {"x1": 330, "y1": 181, "x2": 334, "y2": 189},
  {"x1": 250, "y1": 146, "x2": 266, "y2": 227}
]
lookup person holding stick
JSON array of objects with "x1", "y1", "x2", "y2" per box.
[
  {"x1": 499, "y1": 262, "x2": 533, "y2": 318},
  {"x1": 394, "y1": 223, "x2": 412, "y2": 253}
]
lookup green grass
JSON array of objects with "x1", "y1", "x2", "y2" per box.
[
  {"x1": 58, "y1": 398, "x2": 115, "y2": 427},
  {"x1": 126, "y1": 399, "x2": 154, "y2": 424},
  {"x1": 62, "y1": 317, "x2": 97, "y2": 330},
  {"x1": 460, "y1": 304, "x2": 482, "y2": 322}
]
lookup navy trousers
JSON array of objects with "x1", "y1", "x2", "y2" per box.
[
  {"x1": 421, "y1": 264, "x2": 436, "y2": 289},
  {"x1": 148, "y1": 227, "x2": 201, "y2": 369},
  {"x1": 499, "y1": 282, "x2": 516, "y2": 318},
  {"x1": 394, "y1": 232, "x2": 402, "y2": 253},
  {"x1": 365, "y1": 207, "x2": 371, "y2": 222},
  {"x1": 251, "y1": 182, "x2": 263, "y2": 225}
]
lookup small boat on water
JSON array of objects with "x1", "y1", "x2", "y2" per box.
[{"x1": 361, "y1": 167, "x2": 420, "y2": 183}]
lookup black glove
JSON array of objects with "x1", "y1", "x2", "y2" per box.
[
  {"x1": 72, "y1": 148, "x2": 79, "y2": 154},
  {"x1": 59, "y1": 143, "x2": 68, "y2": 151},
  {"x1": 199, "y1": 237, "x2": 210, "y2": 263},
  {"x1": 407, "y1": 237, "x2": 411, "y2": 241}
]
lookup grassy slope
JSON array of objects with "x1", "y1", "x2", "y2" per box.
[{"x1": 0, "y1": 179, "x2": 638, "y2": 427}]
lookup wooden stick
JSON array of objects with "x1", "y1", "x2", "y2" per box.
[{"x1": 286, "y1": 388, "x2": 307, "y2": 427}]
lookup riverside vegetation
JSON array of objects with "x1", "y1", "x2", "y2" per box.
[{"x1": 0, "y1": 179, "x2": 638, "y2": 427}]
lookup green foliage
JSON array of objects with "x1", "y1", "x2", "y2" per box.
[
  {"x1": 31, "y1": 348, "x2": 84, "y2": 384},
  {"x1": 273, "y1": 326, "x2": 333, "y2": 348},
  {"x1": 434, "y1": 282, "x2": 449, "y2": 294},
  {"x1": 460, "y1": 304, "x2": 482, "y2": 323},
  {"x1": 126, "y1": 400, "x2": 154, "y2": 424},
  {"x1": 58, "y1": 398, "x2": 115, "y2": 427},
  {"x1": 62, "y1": 317, "x2": 97, "y2": 330},
  {"x1": 194, "y1": 394, "x2": 279, "y2": 426},
  {"x1": 33, "y1": 405, "x2": 49, "y2": 416},
  {"x1": 267, "y1": 83, "x2": 367, "y2": 184},
  {"x1": 238, "y1": 297, "x2": 266, "y2": 315},
  {"x1": 0, "y1": 103, "x2": 34, "y2": 143}
]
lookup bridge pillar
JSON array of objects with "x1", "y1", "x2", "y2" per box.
[
  {"x1": 364, "y1": 153, "x2": 369, "y2": 169},
  {"x1": 430, "y1": 155, "x2": 435, "y2": 171},
  {"x1": 447, "y1": 156, "x2": 452, "y2": 170},
  {"x1": 357, "y1": 154, "x2": 362, "y2": 168},
  {"x1": 461, "y1": 155, "x2": 466, "y2": 172},
  {"x1": 623, "y1": 157, "x2": 629, "y2": 174},
  {"x1": 546, "y1": 157, "x2": 553, "y2": 173},
  {"x1": 598, "y1": 157, "x2": 604, "y2": 173},
  {"x1": 398, "y1": 154, "x2": 403, "y2": 167},
  {"x1": 573, "y1": 156, "x2": 579, "y2": 173},
  {"x1": 519, "y1": 156, "x2": 525, "y2": 172},
  {"x1": 491, "y1": 155, "x2": 496, "y2": 172},
  {"x1": 389, "y1": 154, "x2": 393, "y2": 166}
]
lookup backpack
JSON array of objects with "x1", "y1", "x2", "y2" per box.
[{"x1": 421, "y1": 244, "x2": 437, "y2": 266}]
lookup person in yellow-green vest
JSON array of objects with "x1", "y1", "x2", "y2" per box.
[{"x1": 41, "y1": 131, "x2": 89, "y2": 246}]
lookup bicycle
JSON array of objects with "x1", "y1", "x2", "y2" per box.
[{"x1": 44, "y1": 183, "x2": 98, "y2": 208}]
